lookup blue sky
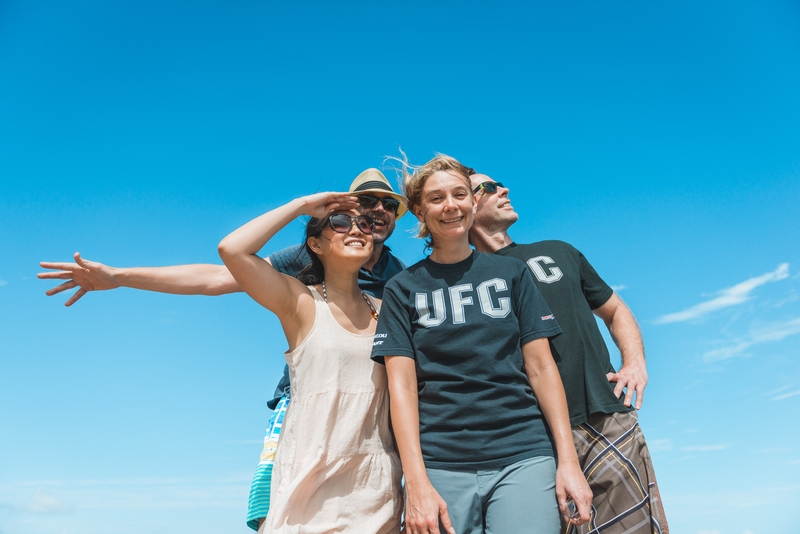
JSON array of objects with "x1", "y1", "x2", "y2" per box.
[{"x1": 1, "y1": 1, "x2": 799, "y2": 533}]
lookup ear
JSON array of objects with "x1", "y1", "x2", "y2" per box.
[
  {"x1": 307, "y1": 236, "x2": 324, "y2": 255},
  {"x1": 412, "y1": 204, "x2": 424, "y2": 224}
]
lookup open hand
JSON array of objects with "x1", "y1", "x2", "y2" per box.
[
  {"x1": 300, "y1": 192, "x2": 361, "y2": 219},
  {"x1": 606, "y1": 363, "x2": 648, "y2": 409},
  {"x1": 38, "y1": 252, "x2": 118, "y2": 306}
]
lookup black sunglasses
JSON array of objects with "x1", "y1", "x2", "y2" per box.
[
  {"x1": 357, "y1": 194, "x2": 400, "y2": 214},
  {"x1": 325, "y1": 213, "x2": 375, "y2": 235},
  {"x1": 472, "y1": 181, "x2": 505, "y2": 195}
]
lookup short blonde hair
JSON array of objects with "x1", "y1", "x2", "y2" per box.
[{"x1": 392, "y1": 153, "x2": 473, "y2": 242}]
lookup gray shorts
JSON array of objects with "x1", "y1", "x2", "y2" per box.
[{"x1": 426, "y1": 455, "x2": 559, "y2": 534}]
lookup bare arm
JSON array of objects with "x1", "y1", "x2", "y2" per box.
[
  {"x1": 593, "y1": 293, "x2": 647, "y2": 409},
  {"x1": 38, "y1": 253, "x2": 243, "y2": 306},
  {"x1": 218, "y1": 192, "x2": 359, "y2": 348},
  {"x1": 522, "y1": 337, "x2": 592, "y2": 526},
  {"x1": 384, "y1": 356, "x2": 454, "y2": 534}
]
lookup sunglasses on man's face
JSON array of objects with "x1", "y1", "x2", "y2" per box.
[
  {"x1": 472, "y1": 181, "x2": 506, "y2": 195},
  {"x1": 357, "y1": 194, "x2": 400, "y2": 214},
  {"x1": 326, "y1": 214, "x2": 375, "y2": 235}
]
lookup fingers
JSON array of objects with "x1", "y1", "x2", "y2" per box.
[
  {"x1": 608, "y1": 372, "x2": 625, "y2": 399},
  {"x1": 439, "y1": 504, "x2": 455, "y2": 534},
  {"x1": 45, "y1": 280, "x2": 76, "y2": 296},
  {"x1": 64, "y1": 288, "x2": 87, "y2": 307},
  {"x1": 575, "y1": 489, "x2": 593, "y2": 524},
  {"x1": 74, "y1": 252, "x2": 90, "y2": 267},
  {"x1": 39, "y1": 261, "x2": 81, "y2": 271},
  {"x1": 623, "y1": 382, "x2": 635, "y2": 407},
  {"x1": 38, "y1": 271, "x2": 74, "y2": 280},
  {"x1": 634, "y1": 383, "x2": 645, "y2": 410}
]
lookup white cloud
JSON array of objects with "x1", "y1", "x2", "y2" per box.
[
  {"x1": 773, "y1": 390, "x2": 800, "y2": 401},
  {"x1": 655, "y1": 263, "x2": 789, "y2": 324},
  {"x1": 610, "y1": 284, "x2": 626, "y2": 292},
  {"x1": 25, "y1": 488, "x2": 73, "y2": 514},
  {"x1": 702, "y1": 317, "x2": 800, "y2": 362},
  {"x1": 697, "y1": 530, "x2": 721, "y2": 534},
  {"x1": 646, "y1": 438, "x2": 673, "y2": 452},
  {"x1": 680, "y1": 444, "x2": 730, "y2": 452}
]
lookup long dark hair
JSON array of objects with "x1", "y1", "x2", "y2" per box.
[{"x1": 296, "y1": 215, "x2": 328, "y2": 285}]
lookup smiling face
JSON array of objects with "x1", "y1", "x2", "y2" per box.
[
  {"x1": 307, "y1": 209, "x2": 374, "y2": 268},
  {"x1": 470, "y1": 173, "x2": 519, "y2": 234},
  {"x1": 355, "y1": 193, "x2": 397, "y2": 246},
  {"x1": 413, "y1": 170, "x2": 475, "y2": 247}
]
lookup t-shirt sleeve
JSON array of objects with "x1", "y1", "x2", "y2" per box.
[
  {"x1": 515, "y1": 265, "x2": 563, "y2": 346},
  {"x1": 370, "y1": 280, "x2": 416, "y2": 364},
  {"x1": 268, "y1": 244, "x2": 311, "y2": 277},
  {"x1": 577, "y1": 248, "x2": 614, "y2": 310}
]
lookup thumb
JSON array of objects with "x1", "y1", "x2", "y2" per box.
[
  {"x1": 606, "y1": 372, "x2": 617, "y2": 383},
  {"x1": 74, "y1": 252, "x2": 90, "y2": 268}
]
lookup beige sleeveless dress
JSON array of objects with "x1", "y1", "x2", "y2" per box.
[{"x1": 260, "y1": 287, "x2": 403, "y2": 534}]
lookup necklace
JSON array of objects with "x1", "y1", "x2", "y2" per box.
[{"x1": 321, "y1": 280, "x2": 379, "y2": 320}]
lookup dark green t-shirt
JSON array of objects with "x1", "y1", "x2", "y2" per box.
[
  {"x1": 495, "y1": 241, "x2": 632, "y2": 426},
  {"x1": 371, "y1": 251, "x2": 562, "y2": 470}
]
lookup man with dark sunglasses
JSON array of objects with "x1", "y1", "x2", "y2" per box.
[
  {"x1": 468, "y1": 173, "x2": 669, "y2": 534},
  {"x1": 38, "y1": 168, "x2": 408, "y2": 531}
]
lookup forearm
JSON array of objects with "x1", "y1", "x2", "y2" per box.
[
  {"x1": 523, "y1": 340, "x2": 578, "y2": 462},
  {"x1": 531, "y1": 365, "x2": 579, "y2": 462},
  {"x1": 389, "y1": 383, "x2": 428, "y2": 483},
  {"x1": 609, "y1": 308, "x2": 645, "y2": 368},
  {"x1": 597, "y1": 294, "x2": 645, "y2": 369},
  {"x1": 113, "y1": 264, "x2": 241, "y2": 295},
  {"x1": 218, "y1": 199, "x2": 306, "y2": 264}
]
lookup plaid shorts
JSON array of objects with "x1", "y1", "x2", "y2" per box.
[{"x1": 565, "y1": 411, "x2": 669, "y2": 534}]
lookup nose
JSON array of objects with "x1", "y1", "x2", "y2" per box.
[{"x1": 348, "y1": 218, "x2": 364, "y2": 234}]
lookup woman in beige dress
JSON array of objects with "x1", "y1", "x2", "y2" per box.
[{"x1": 219, "y1": 191, "x2": 402, "y2": 534}]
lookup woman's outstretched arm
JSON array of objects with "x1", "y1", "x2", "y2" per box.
[{"x1": 521, "y1": 337, "x2": 593, "y2": 526}]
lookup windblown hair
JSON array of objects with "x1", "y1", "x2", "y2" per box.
[
  {"x1": 389, "y1": 152, "x2": 473, "y2": 248},
  {"x1": 295, "y1": 215, "x2": 329, "y2": 285}
]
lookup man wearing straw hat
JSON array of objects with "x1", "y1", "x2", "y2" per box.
[{"x1": 38, "y1": 168, "x2": 408, "y2": 531}]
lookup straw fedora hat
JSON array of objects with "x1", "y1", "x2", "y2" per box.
[{"x1": 348, "y1": 168, "x2": 408, "y2": 219}]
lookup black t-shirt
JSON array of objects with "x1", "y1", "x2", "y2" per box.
[
  {"x1": 495, "y1": 241, "x2": 633, "y2": 426},
  {"x1": 371, "y1": 251, "x2": 562, "y2": 470}
]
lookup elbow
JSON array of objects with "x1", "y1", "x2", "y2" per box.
[{"x1": 217, "y1": 238, "x2": 235, "y2": 264}]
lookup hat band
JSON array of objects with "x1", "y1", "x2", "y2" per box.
[{"x1": 354, "y1": 180, "x2": 393, "y2": 193}]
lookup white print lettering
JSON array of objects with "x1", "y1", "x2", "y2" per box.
[
  {"x1": 415, "y1": 278, "x2": 511, "y2": 328},
  {"x1": 374, "y1": 333, "x2": 387, "y2": 339},
  {"x1": 526, "y1": 256, "x2": 563, "y2": 284},
  {"x1": 417, "y1": 289, "x2": 447, "y2": 327},
  {"x1": 373, "y1": 340, "x2": 384, "y2": 346}
]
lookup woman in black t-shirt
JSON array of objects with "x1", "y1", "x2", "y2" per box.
[{"x1": 371, "y1": 155, "x2": 592, "y2": 534}]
